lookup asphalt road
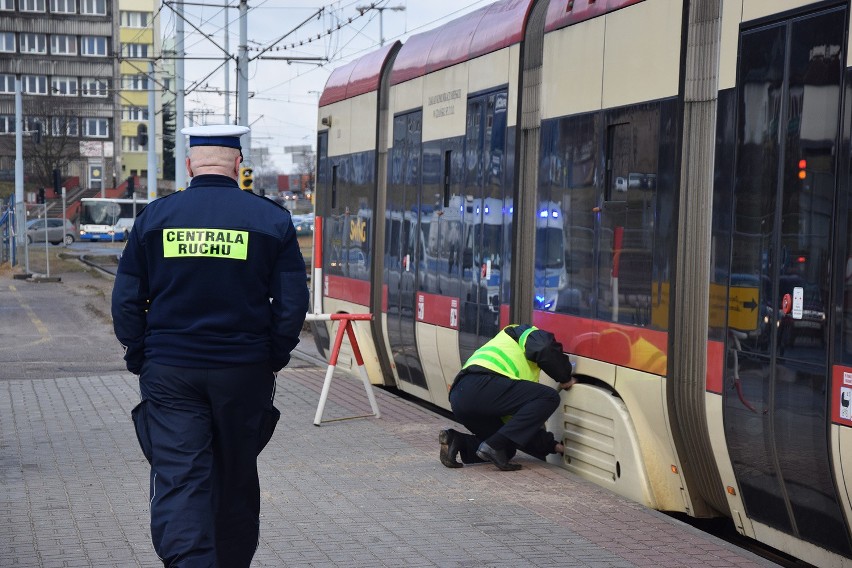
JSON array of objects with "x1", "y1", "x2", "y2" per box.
[{"x1": 0, "y1": 242, "x2": 321, "y2": 381}]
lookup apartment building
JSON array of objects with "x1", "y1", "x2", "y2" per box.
[
  {"x1": 117, "y1": 0, "x2": 160, "y2": 188},
  {"x1": 0, "y1": 0, "x2": 119, "y2": 192}
]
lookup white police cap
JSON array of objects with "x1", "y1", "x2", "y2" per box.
[{"x1": 181, "y1": 124, "x2": 250, "y2": 149}]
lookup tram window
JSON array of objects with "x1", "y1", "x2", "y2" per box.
[
  {"x1": 541, "y1": 114, "x2": 598, "y2": 317},
  {"x1": 331, "y1": 165, "x2": 338, "y2": 210},
  {"x1": 443, "y1": 150, "x2": 451, "y2": 207}
]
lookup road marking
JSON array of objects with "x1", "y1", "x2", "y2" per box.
[{"x1": 4, "y1": 285, "x2": 50, "y2": 345}]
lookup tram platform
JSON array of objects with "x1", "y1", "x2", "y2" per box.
[{"x1": 0, "y1": 254, "x2": 782, "y2": 567}]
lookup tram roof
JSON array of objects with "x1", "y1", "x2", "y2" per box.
[
  {"x1": 544, "y1": 0, "x2": 644, "y2": 33},
  {"x1": 389, "y1": 0, "x2": 534, "y2": 86},
  {"x1": 319, "y1": 42, "x2": 401, "y2": 107}
]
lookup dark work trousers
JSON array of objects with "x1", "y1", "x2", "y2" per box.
[
  {"x1": 133, "y1": 360, "x2": 279, "y2": 568},
  {"x1": 449, "y1": 372, "x2": 560, "y2": 460}
]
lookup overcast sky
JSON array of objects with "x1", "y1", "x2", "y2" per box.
[{"x1": 165, "y1": 0, "x2": 493, "y2": 172}]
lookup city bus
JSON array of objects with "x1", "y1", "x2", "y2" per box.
[{"x1": 79, "y1": 197, "x2": 149, "y2": 242}]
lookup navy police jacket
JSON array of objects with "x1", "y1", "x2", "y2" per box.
[{"x1": 111, "y1": 174, "x2": 309, "y2": 373}]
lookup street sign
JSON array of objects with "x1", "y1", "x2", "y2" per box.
[
  {"x1": 79, "y1": 141, "x2": 114, "y2": 158},
  {"x1": 727, "y1": 285, "x2": 760, "y2": 331}
]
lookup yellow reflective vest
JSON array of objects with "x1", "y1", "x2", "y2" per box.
[{"x1": 461, "y1": 325, "x2": 541, "y2": 382}]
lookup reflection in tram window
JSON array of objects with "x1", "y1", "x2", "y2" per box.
[{"x1": 539, "y1": 106, "x2": 662, "y2": 328}]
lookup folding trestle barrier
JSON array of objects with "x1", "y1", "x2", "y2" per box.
[{"x1": 304, "y1": 312, "x2": 380, "y2": 426}]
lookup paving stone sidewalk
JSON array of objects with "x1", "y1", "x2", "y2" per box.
[{"x1": 0, "y1": 365, "x2": 780, "y2": 567}]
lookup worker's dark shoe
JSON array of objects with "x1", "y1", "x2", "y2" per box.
[
  {"x1": 439, "y1": 429, "x2": 463, "y2": 468},
  {"x1": 476, "y1": 442, "x2": 522, "y2": 471}
]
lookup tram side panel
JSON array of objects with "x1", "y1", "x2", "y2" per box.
[
  {"x1": 710, "y1": 1, "x2": 852, "y2": 565},
  {"x1": 315, "y1": 92, "x2": 388, "y2": 384},
  {"x1": 536, "y1": 0, "x2": 688, "y2": 513}
]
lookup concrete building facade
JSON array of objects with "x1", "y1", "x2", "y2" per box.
[{"x1": 0, "y1": 0, "x2": 120, "y2": 193}]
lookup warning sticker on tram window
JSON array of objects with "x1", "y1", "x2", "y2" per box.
[
  {"x1": 162, "y1": 228, "x2": 248, "y2": 260},
  {"x1": 841, "y1": 387, "x2": 852, "y2": 421}
]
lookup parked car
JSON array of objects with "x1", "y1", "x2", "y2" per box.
[
  {"x1": 292, "y1": 213, "x2": 314, "y2": 236},
  {"x1": 26, "y1": 218, "x2": 76, "y2": 245}
]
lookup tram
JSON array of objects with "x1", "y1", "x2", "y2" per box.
[{"x1": 313, "y1": 1, "x2": 852, "y2": 565}]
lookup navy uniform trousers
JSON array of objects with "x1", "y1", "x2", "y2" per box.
[
  {"x1": 448, "y1": 371, "x2": 560, "y2": 462},
  {"x1": 132, "y1": 360, "x2": 279, "y2": 567}
]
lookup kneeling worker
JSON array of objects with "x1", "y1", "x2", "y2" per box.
[{"x1": 441, "y1": 324, "x2": 576, "y2": 471}]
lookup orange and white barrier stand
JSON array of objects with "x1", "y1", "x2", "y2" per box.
[{"x1": 304, "y1": 312, "x2": 380, "y2": 426}]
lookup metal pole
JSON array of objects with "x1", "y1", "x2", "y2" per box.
[
  {"x1": 147, "y1": 61, "x2": 158, "y2": 200},
  {"x1": 100, "y1": 143, "x2": 105, "y2": 198},
  {"x1": 224, "y1": 9, "x2": 230, "y2": 124},
  {"x1": 14, "y1": 75, "x2": 24, "y2": 262},
  {"x1": 238, "y1": 0, "x2": 250, "y2": 160},
  {"x1": 43, "y1": 203, "x2": 49, "y2": 277},
  {"x1": 61, "y1": 187, "x2": 67, "y2": 247},
  {"x1": 175, "y1": 0, "x2": 186, "y2": 191}
]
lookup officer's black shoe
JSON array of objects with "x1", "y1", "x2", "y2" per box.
[
  {"x1": 439, "y1": 428, "x2": 463, "y2": 468},
  {"x1": 476, "y1": 441, "x2": 522, "y2": 471}
]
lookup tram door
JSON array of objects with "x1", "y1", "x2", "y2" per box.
[
  {"x1": 724, "y1": 7, "x2": 851, "y2": 556},
  {"x1": 385, "y1": 111, "x2": 426, "y2": 388},
  {"x1": 459, "y1": 91, "x2": 509, "y2": 361}
]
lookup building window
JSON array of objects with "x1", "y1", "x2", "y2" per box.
[
  {"x1": 50, "y1": 0, "x2": 74, "y2": 13},
  {"x1": 122, "y1": 43, "x2": 148, "y2": 58},
  {"x1": 82, "y1": 118, "x2": 108, "y2": 137},
  {"x1": 52, "y1": 116, "x2": 78, "y2": 136},
  {"x1": 122, "y1": 74, "x2": 148, "y2": 90},
  {"x1": 51, "y1": 76, "x2": 78, "y2": 96},
  {"x1": 120, "y1": 10, "x2": 147, "y2": 27},
  {"x1": 20, "y1": 33, "x2": 47, "y2": 54},
  {"x1": 0, "y1": 32, "x2": 13, "y2": 52},
  {"x1": 79, "y1": 0, "x2": 104, "y2": 14},
  {"x1": 0, "y1": 74, "x2": 13, "y2": 93},
  {"x1": 81, "y1": 77, "x2": 108, "y2": 97},
  {"x1": 51, "y1": 34, "x2": 76, "y2": 55},
  {"x1": 81, "y1": 36, "x2": 107, "y2": 56},
  {"x1": 122, "y1": 107, "x2": 148, "y2": 121},
  {"x1": 22, "y1": 75, "x2": 47, "y2": 95},
  {"x1": 0, "y1": 115, "x2": 16, "y2": 133},
  {"x1": 20, "y1": 0, "x2": 45, "y2": 11},
  {"x1": 0, "y1": 0, "x2": 14, "y2": 11},
  {"x1": 122, "y1": 135, "x2": 144, "y2": 152}
]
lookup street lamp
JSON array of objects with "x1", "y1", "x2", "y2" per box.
[{"x1": 356, "y1": 4, "x2": 405, "y2": 47}]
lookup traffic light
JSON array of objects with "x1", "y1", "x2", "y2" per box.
[
  {"x1": 797, "y1": 158, "x2": 807, "y2": 180},
  {"x1": 37, "y1": 188, "x2": 45, "y2": 204},
  {"x1": 137, "y1": 123, "x2": 148, "y2": 147},
  {"x1": 240, "y1": 166, "x2": 253, "y2": 191}
]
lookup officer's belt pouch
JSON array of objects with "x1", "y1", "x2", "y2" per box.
[
  {"x1": 258, "y1": 404, "x2": 281, "y2": 455},
  {"x1": 131, "y1": 400, "x2": 153, "y2": 465}
]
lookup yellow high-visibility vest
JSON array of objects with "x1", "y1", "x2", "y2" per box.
[{"x1": 462, "y1": 325, "x2": 540, "y2": 382}]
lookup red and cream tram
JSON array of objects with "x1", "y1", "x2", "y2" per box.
[{"x1": 313, "y1": 1, "x2": 852, "y2": 565}]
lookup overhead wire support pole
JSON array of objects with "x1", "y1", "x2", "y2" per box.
[
  {"x1": 224, "y1": 7, "x2": 230, "y2": 124},
  {"x1": 175, "y1": 0, "x2": 186, "y2": 191},
  {"x1": 147, "y1": 61, "x2": 158, "y2": 199},
  {"x1": 238, "y1": 0, "x2": 249, "y2": 161}
]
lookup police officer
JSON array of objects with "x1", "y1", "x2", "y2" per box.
[
  {"x1": 440, "y1": 324, "x2": 576, "y2": 471},
  {"x1": 112, "y1": 124, "x2": 309, "y2": 567}
]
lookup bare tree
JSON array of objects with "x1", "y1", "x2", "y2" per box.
[
  {"x1": 294, "y1": 150, "x2": 316, "y2": 191},
  {"x1": 23, "y1": 99, "x2": 81, "y2": 189}
]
